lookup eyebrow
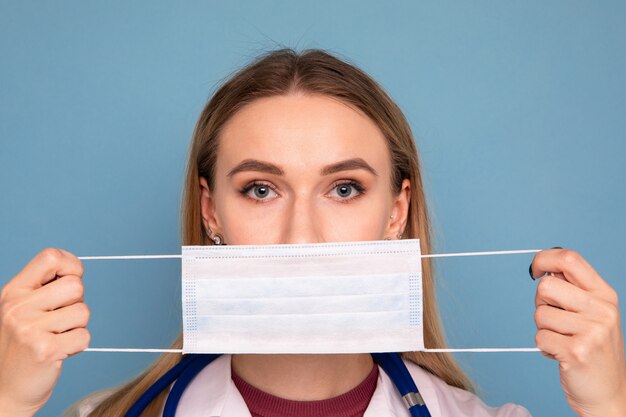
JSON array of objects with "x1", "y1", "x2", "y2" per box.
[
  {"x1": 320, "y1": 158, "x2": 378, "y2": 176},
  {"x1": 227, "y1": 159, "x2": 284, "y2": 177},
  {"x1": 227, "y1": 157, "x2": 378, "y2": 178}
]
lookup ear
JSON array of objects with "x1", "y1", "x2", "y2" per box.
[
  {"x1": 385, "y1": 179, "x2": 411, "y2": 239},
  {"x1": 199, "y1": 176, "x2": 222, "y2": 236}
]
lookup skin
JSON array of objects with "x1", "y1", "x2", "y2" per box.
[
  {"x1": 0, "y1": 248, "x2": 89, "y2": 417},
  {"x1": 0, "y1": 93, "x2": 623, "y2": 416},
  {"x1": 199, "y1": 94, "x2": 411, "y2": 400},
  {"x1": 531, "y1": 255, "x2": 626, "y2": 416}
]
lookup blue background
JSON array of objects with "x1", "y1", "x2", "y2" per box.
[{"x1": 1, "y1": 2, "x2": 625, "y2": 416}]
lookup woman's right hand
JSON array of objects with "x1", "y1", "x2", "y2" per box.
[{"x1": 0, "y1": 248, "x2": 90, "y2": 417}]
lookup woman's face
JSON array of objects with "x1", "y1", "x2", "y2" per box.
[{"x1": 200, "y1": 93, "x2": 410, "y2": 245}]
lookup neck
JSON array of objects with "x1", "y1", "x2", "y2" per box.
[{"x1": 231, "y1": 354, "x2": 375, "y2": 401}]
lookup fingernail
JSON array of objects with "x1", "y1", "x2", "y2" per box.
[{"x1": 530, "y1": 247, "x2": 562, "y2": 281}]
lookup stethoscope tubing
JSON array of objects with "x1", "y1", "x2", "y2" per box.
[
  {"x1": 124, "y1": 353, "x2": 432, "y2": 417},
  {"x1": 124, "y1": 354, "x2": 196, "y2": 417},
  {"x1": 372, "y1": 353, "x2": 432, "y2": 417},
  {"x1": 163, "y1": 354, "x2": 219, "y2": 417}
]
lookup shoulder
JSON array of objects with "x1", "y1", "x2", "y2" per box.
[
  {"x1": 61, "y1": 389, "x2": 116, "y2": 417},
  {"x1": 403, "y1": 360, "x2": 532, "y2": 417}
]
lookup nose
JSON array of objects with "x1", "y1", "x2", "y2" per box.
[{"x1": 282, "y1": 197, "x2": 323, "y2": 244}]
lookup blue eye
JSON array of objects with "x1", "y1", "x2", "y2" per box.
[
  {"x1": 241, "y1": 182, "x2": 278, "y2": 202},
  {"x1": 336, "y1": 184, "x2": 353, "y2": 198},
  {"x1": 330, "y1": 181, "x2": 365, "y2": 201}
]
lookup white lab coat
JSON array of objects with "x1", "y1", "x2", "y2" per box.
[{"x1": 74, "y1": 354, "x2": 532, "y2": 417}]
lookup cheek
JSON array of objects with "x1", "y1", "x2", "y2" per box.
[
  {"x1": 218, "y1": 202, "x2": 388, "y2": 244},
  {"x1": 215, "y1": 197, "x2": 286, "y2": 245},
  {"x1": 213, "y1": 186, "x2": 392, "y2": 244},
  {"x1": 322, "y1": 201, "x2": 388, "y2": 241}
]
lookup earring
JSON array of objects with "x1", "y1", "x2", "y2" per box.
[
  {"x1": 204, "y1": 226, "x2": 224, "y2": 245},
  {"x1": 396, "y1": 231, "x2": 403, "y2": 239},
  {"x1": 212, "y1": 234, "x2": 224, "y2": 245}
]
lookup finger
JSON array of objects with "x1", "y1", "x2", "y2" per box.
[
  {"x1": 28, "y1": 328, "x2": 91, "y2": 363},
  {"x1": 54, "y1": 328, "x2": 91, "y2": 359},
  {"x1": 550, "y1": 272, "x2": 566, "y2": 281},
  {"x1": 530, "y1": 248, "x2": 609, "y2": 295},
  {"x1": 535, "y1": 328, "x2": 571, "y2": 360},
  {"x1": 534, "y1": 304, "x2": 584, "y2": 335},
  {"x1": 29, "y1": 275, "x2": 85, "y2": 311},
  {"x1": 535, "y1": 274, "x2": 591, "y2": 312},
  {"x1": 12, "y1": 248, "x2": 84, "y2": 290},
  {"x1": 38, "y1": 303, "x2": 90, "y2": 334}
]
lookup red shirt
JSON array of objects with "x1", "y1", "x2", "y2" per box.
[{"x1": 232, "y1": 365, "x2": 379, "y2": 417}]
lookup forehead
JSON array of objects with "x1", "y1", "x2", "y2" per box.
[{"x1": 216, "y1": 94, "x2": 391, "y2": 174}]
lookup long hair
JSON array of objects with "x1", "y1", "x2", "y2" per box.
[{"x1": 78, "y1": 48, "x2": 474, "y2": 417}]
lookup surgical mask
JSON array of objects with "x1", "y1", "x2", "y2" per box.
[{"x1": 181, "y1": 239, "x2": 424, "y2": 354}]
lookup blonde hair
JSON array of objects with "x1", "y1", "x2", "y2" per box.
[{"x1": 79, "y1": 48, "x2": 474, "y2": 417}]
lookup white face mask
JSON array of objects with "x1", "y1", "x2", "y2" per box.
[{"x1": 181, "y1": 239, "x2": 424, "y2": 354}]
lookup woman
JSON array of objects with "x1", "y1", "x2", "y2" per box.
[{"x1": 0, "y1": 49, "x2": 624, "y2": 417}]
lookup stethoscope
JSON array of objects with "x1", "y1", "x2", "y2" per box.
[{"x1": 123, "y1": 352, "x2": 432, "y2": 417}]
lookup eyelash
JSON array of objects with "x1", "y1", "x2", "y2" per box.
[
  {"x1": 238, "y1": 180, "x2": 367, "y2": 203},
  {"x1": 239, "y1": 181, "x2": 278, "y2": 204},
  {"x1": 329, "y1": 180, "x2": 366, "y2": 203}
]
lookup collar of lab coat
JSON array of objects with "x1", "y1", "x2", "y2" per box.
[{"x1": 176, "y1": 354, "x2": 443, "y2": 417}]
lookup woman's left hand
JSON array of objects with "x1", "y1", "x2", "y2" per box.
[{"x1": 531, "y1": 248, "x2": 626, "y2": 417}]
